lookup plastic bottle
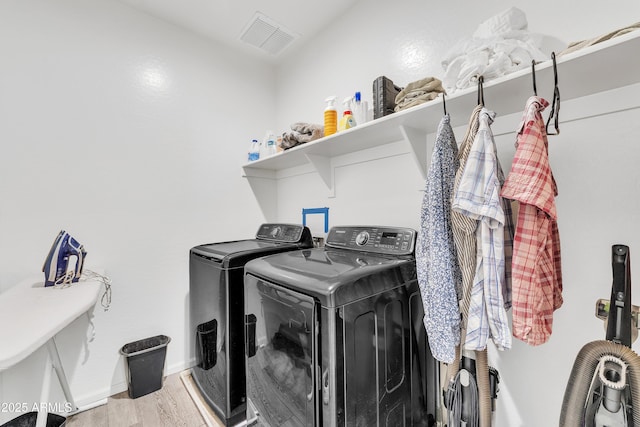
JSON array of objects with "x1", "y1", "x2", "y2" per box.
[
  {"x1": 265, "y1": 133, "x2": 277, "y2": 156},
  {"x1": 248, "y1": 139, "x2": 260, "y2": 161},
  {"x1": 338, "y1": 97, "x2": 356, "y2": 131},
  {"x1": 324, "y1": 96, "x2": 338, "y2": 137},
  {"x1": 352, "y1": 91, "x2": 369, "y2": 126},
  {"x1": 259, "y1": 131, "x2": 277, "y2": 158}
]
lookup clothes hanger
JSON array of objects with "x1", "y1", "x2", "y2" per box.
[
  {"x1": 477, "y1": 75, "x2": 485, "y2": 106},
  {"x1": 546, "y1": 52, "x2": 561, "y2": 135},
  {"x1": 531, "y1": 60, "x2": 538, "y2": 96}
]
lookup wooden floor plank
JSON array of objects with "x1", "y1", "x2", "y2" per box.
[
  {"x1": 132, "y1": 392, "x2": 163, "y2": 427},
  {"x1": 164, "y1": 373, "x2": 206, "y2": 427},
  {"x1": 66, "y1": 403, "x2": 108, "y2": 427},
  {"x1": 107, "y1": 391, "x2": 141, "y2": 427},
  {"x1": 179, "y1": 371, "x2": 225, "y2": 427},
  {"x1": 66, "y1": 371, "x2": 207, "y2": 427}
]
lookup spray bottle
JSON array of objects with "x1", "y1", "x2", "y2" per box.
[
  {"x1": 324, "y1": 96, "x2": 337, "y2": 137},
  {"x1": 352, "y1": 91, "x2": 369, "y2": 126},
  {"x1": 338, "y1": 96, "x2": 356, "y2": 131}
]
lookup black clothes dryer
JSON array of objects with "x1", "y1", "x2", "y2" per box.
[
  {"x1": 189, "y1": 224, "x2": 313, "y2": 426},
  {"x1": 243, "y1": 226, "x2": 438, "y2": 427}
]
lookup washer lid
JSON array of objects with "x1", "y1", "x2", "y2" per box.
[
  {"x1": 244, "y1": 248, "x2": 415, "y2": 307},
  {"x1": 193, "y1": 240, "x2": 278, "y2": 259},
  {"x1": 191, "y1": 239, "x2": 311, "y2": 267},
  {"x1": 190, "y1": 224, "x2": 313, "y2": 266}
]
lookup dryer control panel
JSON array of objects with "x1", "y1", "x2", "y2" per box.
[
  {"x1": 255, "y1": 223, "x2": 312, "y2": 243},
  {"x1": 325, "y1": 226, "x2": 416, "y2": 256}
]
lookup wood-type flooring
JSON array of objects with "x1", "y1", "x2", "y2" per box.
[{"x1": 66, "y1": 371, "x2": 223, "y2": 427}]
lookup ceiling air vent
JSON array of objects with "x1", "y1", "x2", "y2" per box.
[{"x1": 239, "y1": 12, "x2": 297, "y2": 55}]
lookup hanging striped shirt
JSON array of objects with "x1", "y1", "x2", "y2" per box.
[
  {"x1": 451, "y1": 105, "x2": 483, "y2": 333},
  {"x1": 452, "y1": 108, "x2": 512, "y2": 351}
]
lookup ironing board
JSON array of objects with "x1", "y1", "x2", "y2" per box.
[{"x1": 0, "y1": 274, "x2": 103, "y2": 427}]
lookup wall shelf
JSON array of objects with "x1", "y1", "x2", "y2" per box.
[{"x1": 243, "y1": 30, "x2": 640, "y2": 219}]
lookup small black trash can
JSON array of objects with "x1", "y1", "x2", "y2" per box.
[{"x1": 120, "y1": 335, "x2": 171, "y2": 399}]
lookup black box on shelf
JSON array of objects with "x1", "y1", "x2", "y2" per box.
[{"x1": 372, "y1": 76, "x2": 403, "y2": 119}]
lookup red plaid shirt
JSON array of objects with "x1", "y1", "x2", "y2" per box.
[{"x1": 500, "y1": 96, "x2": 563, "y2": 346}]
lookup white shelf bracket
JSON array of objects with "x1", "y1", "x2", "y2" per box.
[
  {"x1": 399, "y1": 125, "x2": 427, "y2": 179},
  {"x1": 242, "y1": 166, "x2": 278, "y2": 221},
  {"x1": 305, "y1": 153, "x2": 335, "y2": 197}
]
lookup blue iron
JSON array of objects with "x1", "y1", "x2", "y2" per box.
[{"x1": 42, "y1": 230, "x2": 87, "y2": 287}]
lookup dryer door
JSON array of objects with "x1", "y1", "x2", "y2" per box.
[{"x1": 245, "y1": 274, "x2": 318, "y2": 426}]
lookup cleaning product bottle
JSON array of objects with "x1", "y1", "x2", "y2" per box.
[
  {"x1": 338, "y1": 97, "x2": 356, "y2": 131},
  {"x1": 352, "y1": 91, "x2": 369, "y2": 126},
  {"x1": 324, "y1": 96, "x2": 338, "y2": 137},
  {"x1": 248, "y1": 139, "x2": 260, "y2": 161}
]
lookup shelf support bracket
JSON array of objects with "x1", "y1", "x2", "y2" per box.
[
  {"x1": 305, "y1": 154, "x2": 335, "y2": 197},
  {"x1": 399, "y1": 125, "x2": 427, "y2": 179},
  {"x1": 242, "y1": 167, "x2": 278, "y2": 221}
]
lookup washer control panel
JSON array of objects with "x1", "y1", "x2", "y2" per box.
[
  {"x1": 256, "y1": 223, "x2": 307, "y2": 243},
  {"x1": 325, "y1": 226, "x2": 416, "y2": 256}
]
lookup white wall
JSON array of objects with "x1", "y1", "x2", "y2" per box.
[
  {"x1": 273, "y1": 1, "x2": 640, "y2": 426},
  {"x1": 0, "y1": 0, "x2": 271, "y2": 421},
  {"x1": 2, "y1": 0, "x2": 640, "y2": 426}
]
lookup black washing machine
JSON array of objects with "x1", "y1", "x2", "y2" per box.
[
  {"x1": 189, "y1": 224, "x2": 313, "y2": 426},
  {"x1": 243, "y1": 226, "x2": 439, "y2": 427}
]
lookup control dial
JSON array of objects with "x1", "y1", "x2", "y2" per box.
[
  {"x1": 355, "y1": 231, "x2": 370, "y2": 246},
  {"x1": 270, "y1": 226, "x2": 282, "y2": 239}
]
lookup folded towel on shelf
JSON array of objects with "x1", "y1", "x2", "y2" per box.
[
  {"x1": 394, "y1": 77, "x2": 445, "y2": 112},
  {"x1": 558, "y1": 22, "x2": 640, "y2": 56},
  {"x1": 442, "y1": 7, "x2": 547, "y2": 94},
  {"x1": 280, "y1": 122, "x2": 325, "y2": 150}
]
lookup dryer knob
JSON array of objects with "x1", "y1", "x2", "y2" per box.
[{"x1": 355, "y1": 231, "x2": 369, "y2": 246}]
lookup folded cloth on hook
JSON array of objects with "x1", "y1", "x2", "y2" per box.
[
  {"x1": 558, "y1": 22, "x2": 640, "y2": 56},
  {"x1": 394, "y1": 77, "x2": 445, "y2": 112},
  {"x1": 442, "y1": 7, "x2": 547, "y2": 94},
  {"x1": 280, "y1": 122, "x2": 324, "y2": 150}
]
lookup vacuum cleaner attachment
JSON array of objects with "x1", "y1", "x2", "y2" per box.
[
  {"x1": 42, "y1": 230, "x2": 87, "y2": 287},
  {"x1": 560, "y1": 245, "x2": 640, "y2": 426},
  {"x1": 445, "y1": 352, "x2": 498, "y2": 427}
]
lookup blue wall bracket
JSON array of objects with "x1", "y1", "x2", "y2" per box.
[{"x1": 302, "y1": 207, "x2": 329, "y2": 233}]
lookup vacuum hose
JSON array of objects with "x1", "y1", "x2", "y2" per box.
[
  {"x1": 475, "y1": 349, "x2": 492, "y2": 427},
  {"x1": 560, "y1": 340, "x2": 640, "y2": 426}
]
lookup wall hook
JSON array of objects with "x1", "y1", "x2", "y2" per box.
[
  {"x1": 477, "y1": 75, "x2": 485, "y2": 106},
  {"x1": 531, "y1": 60, "x2": 538, "y2": 96},
  {"x1": 442, "y1": 92, "x2": 447, "y2": 115},
  {"x1": 546, "y1": 52, "x2": 561, "y2": 135}
]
